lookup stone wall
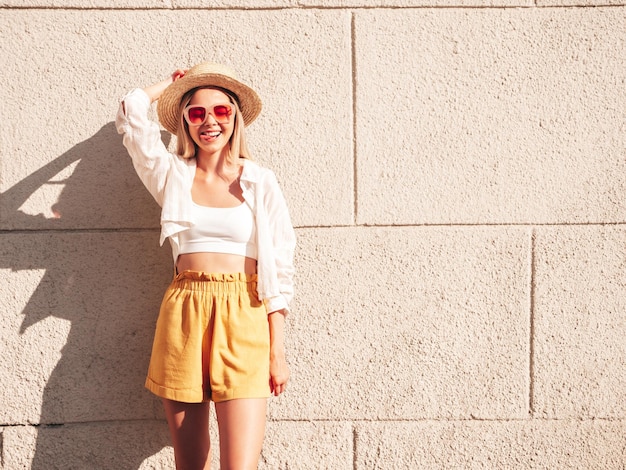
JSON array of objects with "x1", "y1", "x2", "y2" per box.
[{"x1": 1, "y1": 1, "x2": 624, "y2": 468}]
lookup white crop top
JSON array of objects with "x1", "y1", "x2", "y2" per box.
[{"x1": 178, "y1": 202, "x2": 258, "y2": 259}]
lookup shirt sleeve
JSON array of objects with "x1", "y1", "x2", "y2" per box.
[
  {"x1": 115, "y1": 88, "x2": 174, "y2": 207},
  {"x1": 263, "y1": 170, "x2": 296, "y2": 316}
]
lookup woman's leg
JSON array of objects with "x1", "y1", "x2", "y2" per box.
[
  {"x1": 215, "y1": 398, "x2": 267, "y2": 470},
  {"x1": 162, "y1": 398, "x2": 211, "y2": 470}
]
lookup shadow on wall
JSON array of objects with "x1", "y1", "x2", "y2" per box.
[{"x1": 1, "y1": 122, "x2": 173, "y2": 468}]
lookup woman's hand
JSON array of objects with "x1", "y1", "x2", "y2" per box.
[
  {"x1": 171, "y1": 68, "x2": 187, "y2": 82},
  {"x1": 142, "y1": 68, "x2": 187, "y2": 103},
  {"x1": 268, "y1": 310, "x2": 289, "y2": 396},
  {"x1": 270, "y1": 349, "x2": 290, "y2": 396}
]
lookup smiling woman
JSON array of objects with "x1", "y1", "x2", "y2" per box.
[{"x1": 115, "y1": 62, "x2": 296, "y2": 470}]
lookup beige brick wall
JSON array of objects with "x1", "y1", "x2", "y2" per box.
[{"x1": 0, "y1": 3, "x2": 624, "y2": 469}]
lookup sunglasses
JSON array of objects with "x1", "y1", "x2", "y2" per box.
[{"x1": 183, "y1": 103, "x2": 235, "y2": 126}]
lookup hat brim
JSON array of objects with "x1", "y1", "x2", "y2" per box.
[{"x1": 157, "y1": 70, "x2": 262, "y2": 134}]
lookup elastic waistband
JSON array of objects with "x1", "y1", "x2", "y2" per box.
[{"x1": 172, "y1": 270, "x2": 258, "y2": 293}]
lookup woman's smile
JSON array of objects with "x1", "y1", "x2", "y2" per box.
[{"x1": 199, "y1": 128, "x2": 222, "y2": 142}]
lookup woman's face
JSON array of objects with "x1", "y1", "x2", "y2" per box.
[{"x1": 186, "y1": 88, "x2": 235, "y2": 158}]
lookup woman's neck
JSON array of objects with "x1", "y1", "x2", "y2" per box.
[{"x1": 195, "y1": 149, "x2": 241, "y2": 181}]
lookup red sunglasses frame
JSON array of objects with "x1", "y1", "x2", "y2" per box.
[{"x1": 183, "y1": 103, "x2": 236, "y2": 126}]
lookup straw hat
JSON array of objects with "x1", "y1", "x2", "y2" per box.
[{"x1": 157, "y1": 62, "x2": 262, "y2": 134}]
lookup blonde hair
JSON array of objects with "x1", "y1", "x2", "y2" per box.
[{"x1": 175, "y1": 87, "x2": 252, "y2": 168}]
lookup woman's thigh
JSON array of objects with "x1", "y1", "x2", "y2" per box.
[
  {"x1": 215, "y1": 398, "x2": 267, "y2": 469},
  {"x1": 162, "y1": 399, "x2": 211, "y2": 470}
]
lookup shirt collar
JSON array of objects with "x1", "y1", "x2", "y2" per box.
[{"x1": 240, "y1": 159, "x2": 261, "y2": 184}]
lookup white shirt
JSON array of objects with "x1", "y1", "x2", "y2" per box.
[{"x1": 115, "y1": 88, "x2": 296, "y2": 315}]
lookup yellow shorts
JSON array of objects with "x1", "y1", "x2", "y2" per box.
[{"x1": 145, "y1": 271, "x2": 271, "y2": 403}]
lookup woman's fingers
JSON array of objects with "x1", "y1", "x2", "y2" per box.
[
  {"x1": 172, "y1": 69, "x2": 187, "y2": 81},
  {"x1": 270, "y1": 355, "x2": 289, "y2": 396}
]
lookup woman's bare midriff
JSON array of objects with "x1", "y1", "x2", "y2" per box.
[{"x1": 176, "y1": 252, "x2": 257, "y2": 275}]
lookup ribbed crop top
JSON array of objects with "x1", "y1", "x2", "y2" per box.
[{"x1": 178, "y1": 201, "x2": 258, "y2": 260}]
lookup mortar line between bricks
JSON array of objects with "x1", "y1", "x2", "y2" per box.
[
  {"x1": 0, "y1": 419, "x2": 168, "y2": 428},
  {"x1": 0, "y1": 429, "x2": 4, "y2": 469},
  {"x1": 1, "y1": 222, "x2": 626, "y2": 234},
  {"x1": 0, "y1": 228, "x2": 160, "y2": 235},
  {"x1": 265, "y1": 417, "x2": 626, "y2": 422},
  {"x1": 293, "y1": 222, "x2": 626, "y2": 229},
  {"x1": 529, "y1": 228, "x2": 537, "y2": 417},
  {"x1": 351, "y1": 11, "x2": 358, "y2": 227},
  {"x1": 352, "y1": 423, "x2": 358, "y2": 470},
  {"x1": 0, "y1": 416, "x2": 626, "y2": 430},
  {"x1": 2, "y1": 5, "x2": 626, "y2": 11},
  {"x1": 3, "y1": 417, "x2": 624, "y2": 428}
]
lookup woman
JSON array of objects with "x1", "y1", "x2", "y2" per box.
[{"x1": 115, "y1": 62, "x2": 296, "y2": 469}]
